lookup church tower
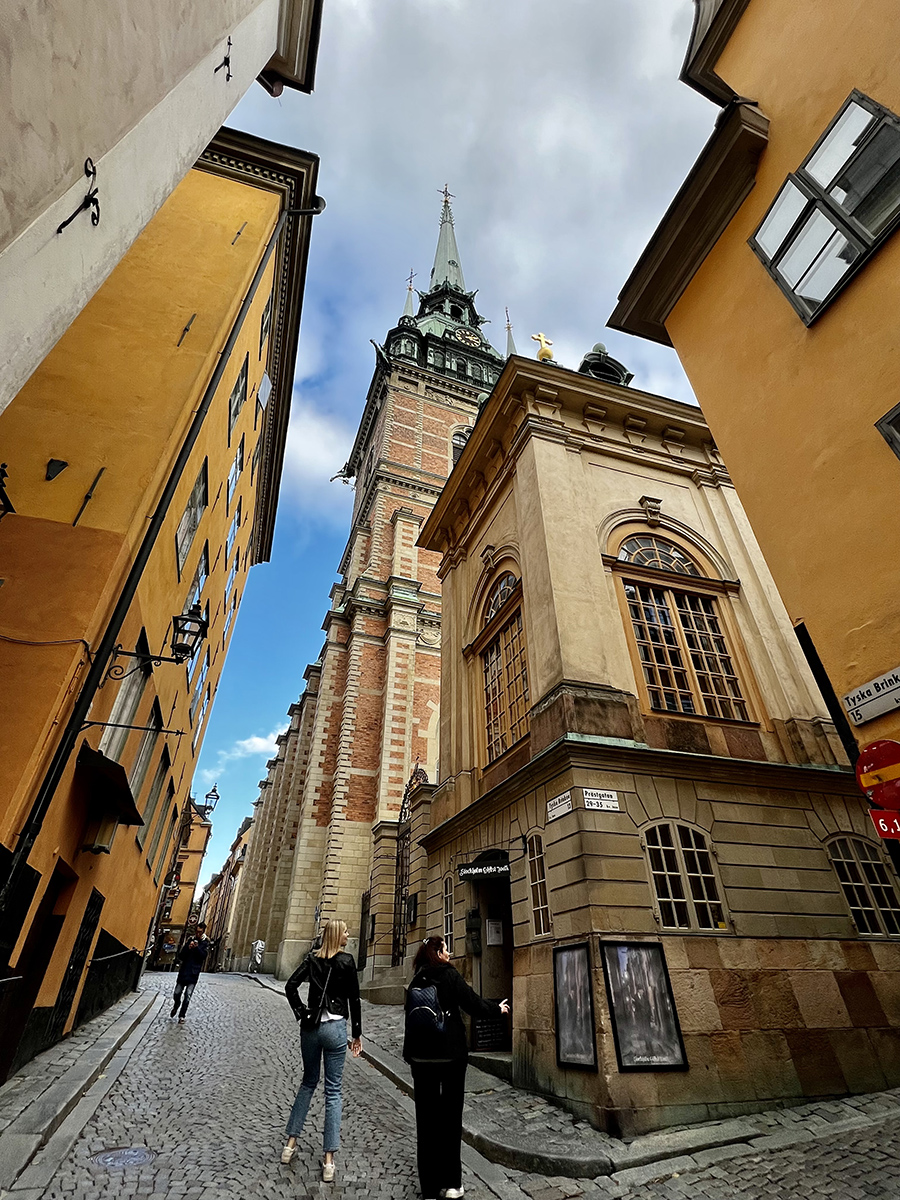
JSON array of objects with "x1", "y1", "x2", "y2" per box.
[{"x1": 234, "y1": 194, "x2": 505, "y2": 976}]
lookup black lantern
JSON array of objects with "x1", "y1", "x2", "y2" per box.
[
  {"x1": 171, "y1": 603, "x2": 208, "y2": 662},
  {"x1": 197, "y1": 784, "x2": 219, "y2": 817}
]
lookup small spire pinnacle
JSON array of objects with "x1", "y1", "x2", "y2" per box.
[
  {"x1": 403, "y1": 268, "x2": 416, "y2": 318},
  {"x1": 505, "y1": 307, "x2": 517, "y2": 357},
  {"x1": 429, "y1": 186, "x2": 466, "y2": 292}
]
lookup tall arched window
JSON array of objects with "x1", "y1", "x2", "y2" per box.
[
  {"x1": 443, "y1": 876, "x2": 454, "y2": 952},
  {"x1": 527, "y1": 834, "x2": 552, "y2": 935},
  {"x1": 643, "y1": 822, "x2": 727, "y2": 931},
  {"x1": 479, "y1": 573, "x2": 528, "y2": 763},
  {"x1": 828, "y1": 836, "x2": 900, "y2": 935},
  {"x1": 451, "y1": 427, "x2": 473, "y2": 466},
  {"x1": 617, "y1": 535, "x2": 749, "y2": 721}
]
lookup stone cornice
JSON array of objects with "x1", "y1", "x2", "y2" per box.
[
  {"x1": 421, "y1": 734, "x2": 858, "y2": 851},
  {"x1": 680, "y1": 0, "x2": 753, "y2": 104}
]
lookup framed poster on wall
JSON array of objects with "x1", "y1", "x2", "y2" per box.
[
  {"x1": 553, "y1": 942, "x2": 597, "y2": 1070},
  {"x1": 599, "y1": 941, "x2": 687, "y2": 1071}
]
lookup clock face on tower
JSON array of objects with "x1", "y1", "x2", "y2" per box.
[{"x1": 454, "y1": 328, "x2": 481, "y2": 347}]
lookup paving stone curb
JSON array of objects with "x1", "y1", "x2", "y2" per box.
[{"x1": 0, "y1": 988, "x2": 160, "y2": 1194}]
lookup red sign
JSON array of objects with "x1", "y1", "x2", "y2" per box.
[
  {"x1": 869, "y1": 809, "x2": 900, "y2": 840},
  {"x1": 856, "y1": 740, "x2": 900, "y2": 811}
]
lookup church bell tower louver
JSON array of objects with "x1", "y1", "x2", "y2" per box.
[{"x1": 233, "y1": 193, "x2": 505, "y2": 977}]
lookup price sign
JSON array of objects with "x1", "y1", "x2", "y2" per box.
[{"x1": 869, "y1": 809, "x2": 900, "y2": 840}]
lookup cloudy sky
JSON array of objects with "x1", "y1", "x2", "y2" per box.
[{"x1": 195, "y1": 0, "x2": 718, "y2": 881}]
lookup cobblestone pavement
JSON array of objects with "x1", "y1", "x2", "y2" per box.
[{"x1": 42, "y1": 973, "x2": 515, "y2": 1200}]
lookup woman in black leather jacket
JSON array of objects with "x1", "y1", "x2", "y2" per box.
[
  {"x1": 282, "y1": 920, "x2": 362, "y2": 1182},
  {"x1": 403, "y1": 936, "x2": 509, "y2": 1200}
]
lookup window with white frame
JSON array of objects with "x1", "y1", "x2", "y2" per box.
[
  {"x1": 443, "y1": 876, "x2": 454, "y2": 953},
  {"x1": 129, "y1": 700, "x2": 162, "y2": 801},
  {"x1": 152, "y1": 790, "x2": 177, "y2": 884},
  {"x1": 192, "y1": 688, "x2": 210, "y2": 752},
  {"x1": 527, "y1": 834, "x2": 552, "y2": 935},
  {"x1": 228, "y1": 355, "x2": 249, "y2": 438},
  {"x1": 226, "y1": 557, "x2": 238, "y2": 606},
  {"x1": 223, "y1": 592, "x2": 237, "y2": 644},
  {"x1": 227, "y1": 436, "x2": 244, "y2": 510},
  {"x1": 190, "y1": 651, "x2": 209, "y2": 723},
  {"x1": 99, "y1": 633, "x2": 151, "y2": 761},
  {"x1": 750, "y1": 91, "x2": 900, "y2": 323},
  {"x1": 644, "y1": 822, "x2": 727, "y2": 931},
  {"x1": 137, "y1": 747, "x2": 170, "y2": 850},
  {"x1": 226, "y1": 498, "x2": 242, "y2": 564},
  {"x1": 259, "y1": 292, "x2": 273, "y2": 359},
  {"x1": 183, "y1": 543, "x2": 209, "y2": 614},
  {"x1": 828, "y1": 836, "x2": 900, "y2": 936},
  {"x1": 175, "y1": 462, "x2": 208, "y2": 575}
]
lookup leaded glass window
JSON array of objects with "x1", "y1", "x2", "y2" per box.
[
  {"x1": 527, "y1": 834, "x2": 552, "y2": 936},
  {"x1": 829, "y1": 836, "x2": 900, "y2": 936},
  {"x1": 617, "y1": 535, "x2": 701, "y2": 576},
  {"x1": 645, "y1": 823, "x2": 727, "y2": 931},
  {"x1": 483, "y1": 572, "x2": 518, "y2": 622}
]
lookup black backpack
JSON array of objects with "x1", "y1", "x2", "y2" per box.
[{"x1": 404, "y1": 975, "x2": 451, "y2": 1062}]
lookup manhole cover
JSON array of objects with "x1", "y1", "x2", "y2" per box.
[{"x1": 91, "y1": 1147, "x2": 156, "y2": 1167}]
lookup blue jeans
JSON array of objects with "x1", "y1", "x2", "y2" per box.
[{"x1": 285, "y1": 1018, "x2": 347, "y2": 1152}]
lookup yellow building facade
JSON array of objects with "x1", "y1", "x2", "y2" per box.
[
  {"x1": 0, "y1": 128, "x2": 319, "y2": 1078},
  {"x1": 611, "y1": 0, "x2": 900, "y2": 764}
]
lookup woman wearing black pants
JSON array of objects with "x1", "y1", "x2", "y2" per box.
[{"x1": 403, "y1": 936, "x2": 509, "y2": 1200}]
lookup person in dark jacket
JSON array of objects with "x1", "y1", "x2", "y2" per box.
[
  {"x1": 403, "y1": 936, "x2": 509, "y2": 1200},
  {"x1": 170, "y1": 924, "x2": 210, "y2": 1022},
  {"x1": 282, "y1": 919, "x2": 362, "y2": 1183}
]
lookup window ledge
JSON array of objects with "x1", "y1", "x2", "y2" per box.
[{"x1": 609, "y1": 101, "x2": 770, "y2": 346}]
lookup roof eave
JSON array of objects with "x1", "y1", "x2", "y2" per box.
[
  {"x1": 679, "y1": 0, "x2": 753, "y2": 105},
  {"x1": 264, "y1": 0, "x2": 325, "y2": 94}
]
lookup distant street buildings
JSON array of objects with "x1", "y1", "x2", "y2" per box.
[{"x1": 200, "y1": 815, "x2": 254, "y2": 971}]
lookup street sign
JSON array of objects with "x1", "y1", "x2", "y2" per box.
[
  {"x1": 583, "y1": 788, "x2": 620, "y2": 811},
  {"x1": 856, "y1": 740, "x2": 900, "y2": 810},
  {"x1": 843, "y1": 666, "x2": 900, "y2": 726},
  {"x1": 869, "y1": 809, "x2": 900, "y2": 840},
  {"x1": 547, "y1": 790, "x2": 573, "y2": 822}
]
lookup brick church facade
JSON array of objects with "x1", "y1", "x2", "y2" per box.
[{"x1": 232, "y1": 196, "x2": 506, "y2": 975}]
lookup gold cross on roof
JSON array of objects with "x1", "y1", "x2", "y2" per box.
[
  {"x1": 532, "y1": 332, "x2": 554, "y2": 361},
  {"x1": 439, "y1": 183, "x2": 455, "y2": 204}
]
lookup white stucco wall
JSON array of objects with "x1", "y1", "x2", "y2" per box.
[{"x1": 0, "y1": 0, "x2": 281, "y2": 417}]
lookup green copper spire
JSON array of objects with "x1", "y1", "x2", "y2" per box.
[{"x1": 429, "y1": 186, "x2": 466, "y2": 292}]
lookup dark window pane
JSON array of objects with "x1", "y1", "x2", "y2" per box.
[{"x1": 831, "y1": 121, "x2": 900, "y2": 236}]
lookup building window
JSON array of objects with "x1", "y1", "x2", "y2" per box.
[
  {"x1": 227, "y1": 436, "x2": 244, "y2": 510},
  {"x1": 192, "y1": 687, "x2": 210, "y2": 752},
  {"x1": 152, "y1": 791, "x2": 177, "y2": 884},
  {"x1": 443, "y1": 876, "x2": 454, "y2": 953},
  {"x1": 226, "y1": 498, "x2": 242, "y2": 563},
  {"x1": 618, "y1": 535, "x2": 700, "y2": 576},
  {"x1": 644, "y1": 822, "x2": 727, "y2": 931},
  {"x1": 749, "y1": 91, "x2": 900, "y2": 323},
  {"x1": 228, "y1": 355, "x2": 249, "y2": 438},
  {"x1": 226, "y1": 557, "x2": 239, "y2": 606},
  {"x1": 129, "y1": 700, "x2": 162, "y2": 801},
  {"x1": 828, "y1": 836, "x2": 900, "y2": 936},
  {"x1": 481, "y1": 573, "x2": 528, "y2": 763},
  {"x1": 451, "y1": 427, "x2": 473, "y2": 466},
  {"x1": 259, "y1": 292, "x2": 273, "y2": 359},
  {"x1": 190, "y1": 652, "x2": 209, "y2": 723},
  {"x1": 138, "y1": 747, "x2": 170, "y2": 850},
  {"x1": 184, "y1": 543, "x2": 209, "y2": 614},
  {"x1": 223, "y1": 593, "x2": 237, "y2": 645},
  {"x1": 527, "y1": 834, "x2": 552, "y2": 936},
  {"x1": 175, "y1": 462, "x2": 208, "y2": 576},
  {"x1": 618, "y1": 538, "x2": 749, "y2": 722},
  {"x1": 99, "y1": 632, "x2": 151, "y2": 761}
]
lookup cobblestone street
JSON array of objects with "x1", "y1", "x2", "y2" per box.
[
  {"x1": 21, "y1": 973, "x2": 900, "y2": 1200},
  {"x1": 41, "y1": 973, "x2": 509, "y2": 1200}
]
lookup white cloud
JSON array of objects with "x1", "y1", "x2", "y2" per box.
[{"x1": 198, "y1": 726, "x2": 288, "y2": 786}]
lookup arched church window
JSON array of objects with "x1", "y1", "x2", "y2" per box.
[
  {"x1": 828, "y1": 836, "x2": 900, "y2": 935},
  {"x1": 470, "y1": 363, "x2": 482, "y2": 381},
  {"x1": 481, "y1": 571, "x2": 528, "y2": 763},
  {"x1": 617, "y1": 535, "x2": 701, "y2": 576},
  {"x1": 451, "y1": 304, "x2": 463, "y2": 320}
]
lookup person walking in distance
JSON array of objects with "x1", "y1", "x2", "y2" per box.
[
  {"x1": 170, "y1": 923, "x2": 210, "y2": 1022},
  {"x1": 282, "y1": 919, "x2": 362, "y2": 1183},
  {"x1": 404, "y1": 936, "x2": 509, "y2": 1200}
]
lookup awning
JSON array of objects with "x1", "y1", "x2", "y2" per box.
[{"x1": 75, "y1": 741, "x2": 144, "y2": 826}]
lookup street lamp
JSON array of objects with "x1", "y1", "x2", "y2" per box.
[
  {"x1": 105, "y1": 603, "x2": 209, "y2": 682},
  {"x1": 197, "y1": 784, "x2": 219, "y2": 818}
]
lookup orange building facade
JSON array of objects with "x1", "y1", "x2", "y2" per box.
[{"x1": 0, "y1": 128, "x2": 319, "y2": 1077}]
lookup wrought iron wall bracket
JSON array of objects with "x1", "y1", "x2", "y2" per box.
[
  {"x1": 57, "y1": 159, "x2": 100, "y2": 235},
  {"x1": 80, "y1": 719, "x2": 184, "y2": 737},
  {"x1": 101, "y1": 646, "x2": 187, "y2": 686},
  {"x1": 214, "y1": 37, "x2": 233, "y2": 81}
]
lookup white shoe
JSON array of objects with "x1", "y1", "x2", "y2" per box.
[
  {"x1": 322, "y1": 1160, "x2": 335, "y2": 1182},
  {"x1": 280, "y1": 1145, "x2": 295, "y2": 1164},
  {"x1": 442, "y1": 1189, "x2": 465, "y2": 1198}
]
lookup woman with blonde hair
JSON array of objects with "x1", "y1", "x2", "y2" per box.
[{"x1": 283, "y1": 919, "x2": 362, "y2": 1182}]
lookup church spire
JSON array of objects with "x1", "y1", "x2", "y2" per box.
[
  {"x1": 505, "y1": 307, "x2": 517, "y2": 357},
  {"x1": 429, "y1": 186, "x2": 466, "y2": 292},
  {"x1": 402, "y1": 269, "x2": 416, "y2": 319}
]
